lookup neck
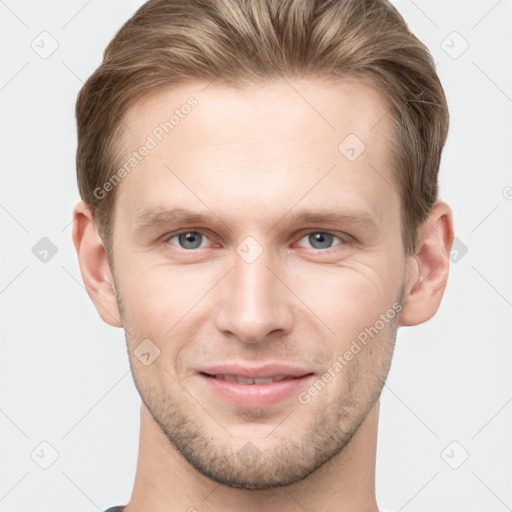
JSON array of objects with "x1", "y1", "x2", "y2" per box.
[{"x1": 123, "y1": 400, "x2": 381, "y2": 512}]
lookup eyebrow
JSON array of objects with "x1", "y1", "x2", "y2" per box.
[{"x1": 133, "y1": 206, "x2": 379, "y2": 233}]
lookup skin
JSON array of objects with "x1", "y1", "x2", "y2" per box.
[{"x1": 72, "y1": 77, "x2": 454, "y2": 512}]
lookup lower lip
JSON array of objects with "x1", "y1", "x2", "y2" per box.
[{"x1": 198, "y1": 373, "x2": 315, "y2": 408}]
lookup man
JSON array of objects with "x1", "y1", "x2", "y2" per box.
[{"x1": 72, "y1": 0, "x2": 454, "y2": 510}]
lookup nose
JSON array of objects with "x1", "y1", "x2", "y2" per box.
[{"x1": 214, "y1": 244, "x2": 294, "y2": 344}]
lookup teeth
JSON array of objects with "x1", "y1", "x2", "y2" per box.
[
  {"x1": 253, "y1": 378, "x2": 275, "y2": 384},
  {"x1": 214, "y1": 374, "x2": 292, "y2": 384},
  {"x1": 236, "y1": 376, "x2": 255, "y2": 384}
]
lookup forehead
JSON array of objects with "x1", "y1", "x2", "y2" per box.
[
  {"x1": 124, "y1": 77, "x2": 392, "y2": 150},
  {"x1": 116, "y1": 77, "x2": 397, "y2": 223}
]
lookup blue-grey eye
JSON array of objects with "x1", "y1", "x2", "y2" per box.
[
  {"x1": 308, "y1": 232, "x2": 334, "y2": 249},
  {"x1": 174, "y1": 231, "x2": 204, "y2": 249}
]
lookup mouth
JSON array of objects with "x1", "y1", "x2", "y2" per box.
[
  {"x1": 198, "y1": 371, "x2": 316, "y2": 408},
  {"x1": 199, "y1": 372, "x2": 312, "y2": 385}
]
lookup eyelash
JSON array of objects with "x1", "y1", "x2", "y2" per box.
[{"x1": 162, "y1": 229, "x2": 350, "y2": 252}]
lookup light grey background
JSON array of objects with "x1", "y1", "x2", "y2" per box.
[{"x1": 0, "y1": 0, "x2": 511, "y2": 511}]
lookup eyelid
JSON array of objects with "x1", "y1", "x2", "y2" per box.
[{"x1": 162, "y1": 228, "x2": 351, "y2": 250}]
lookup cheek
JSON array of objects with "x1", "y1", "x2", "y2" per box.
[
  {"x1": 290, "y1": 260, "x2": 401, "y2": 337},
  {"x1": 119, "y1": 264, "x2": 215, "y2": 335}
]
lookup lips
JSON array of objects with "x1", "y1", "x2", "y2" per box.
[
  {"x1": 198, "y1": 370, "x2": 315, "y2": 408},
  {"x1": 197, "y1": 363, "x2": 315, "y2": 408},
  {"x1": 197, "y1": 363, "x2": 313, "y2": 380}
]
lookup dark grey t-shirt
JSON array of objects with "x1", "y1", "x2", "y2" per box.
[{"x1": 104, "y1": 504, "x2": 391, "y2": 511}]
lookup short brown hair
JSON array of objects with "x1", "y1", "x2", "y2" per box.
[{"x1": 75, "y1": 0, "x2": 449, "y2": 266}]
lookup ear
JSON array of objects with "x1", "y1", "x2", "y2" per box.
[
  {"x1": 399, "y1": 201, "x2": 454, "y2": 326},
  {"x1": 71, "y1": 201, "x2": 122, "y2": 327}
]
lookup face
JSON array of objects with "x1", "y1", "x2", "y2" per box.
[{"x1": 109, "y1": 77, "x2": 409, "y2": 489}]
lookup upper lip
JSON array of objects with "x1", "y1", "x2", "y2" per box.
[{"x1": 198, "y1": 363, "x2": 314, "y2": 379}]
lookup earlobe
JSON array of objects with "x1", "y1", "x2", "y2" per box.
[
  {"x1": 71, "y1": 201, "x2": 122, "y2": 328},
  {"x1": 399, "y1": 201, "x2": 455, "y2": 327}
]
